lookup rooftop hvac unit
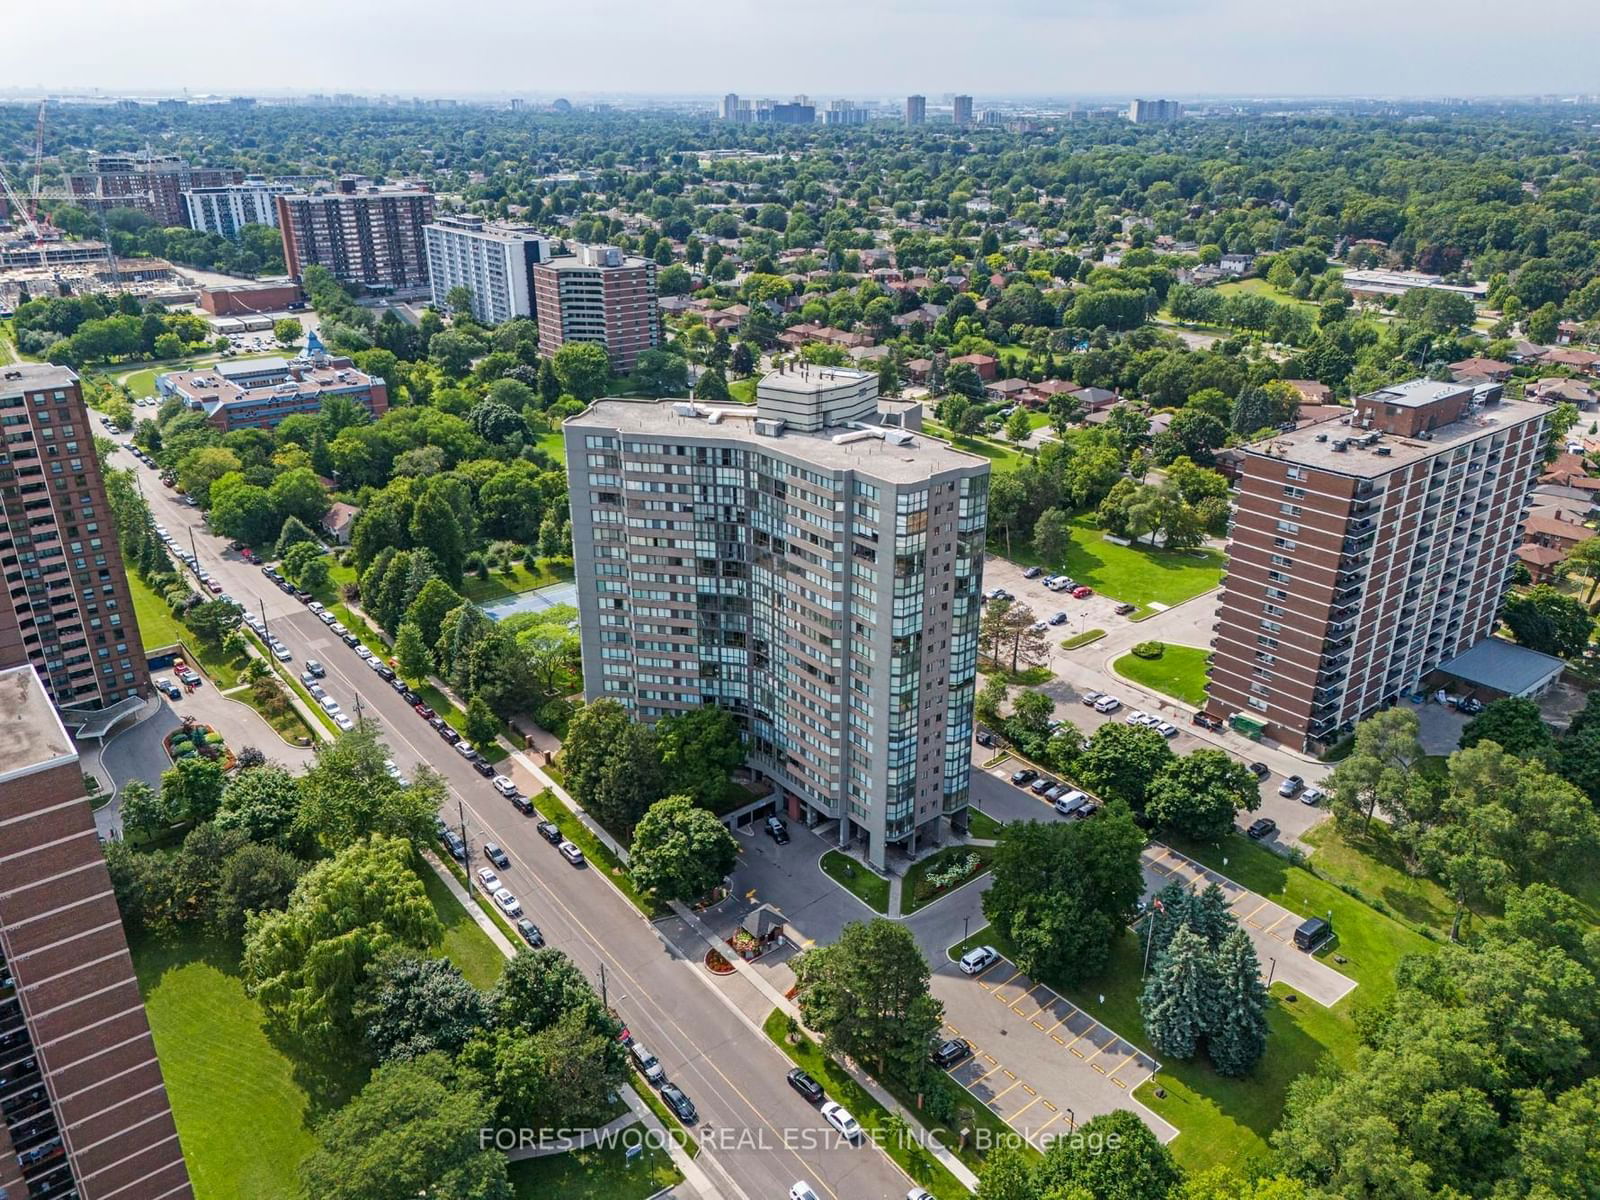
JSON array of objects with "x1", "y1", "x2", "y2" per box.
[
  {"x1": 1332, "y1": 440, "x2": 1348, "y2": 452},
  {"x1": 883, "y1": 429, "x2": 915, "y2": 447},
  {"x1": 1375, "y1": 447, "x2": 1392, "y2": 456},
  {"x1": 671, "y1": 402, "x2": 699, "y2": 417}
]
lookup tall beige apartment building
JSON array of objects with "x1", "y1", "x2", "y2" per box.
[{"x1": 564, "y1": 367, "x2": 990, "y2": 868}]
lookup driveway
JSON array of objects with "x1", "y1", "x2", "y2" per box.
[
  {"x1": 95, "y1": 698, "x2": 182, "y2": 838},
  {"x1": 1142, "y1": 843, "x2": 1356, "y2": 1007}
]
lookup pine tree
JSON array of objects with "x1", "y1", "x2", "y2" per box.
[
  {"x1": 393, "y1": 621, "x2": 433, "y2": 681},
  {"x1": 1188, "y1": 882, "x2": 1234, "y2": 950},
  {"x1": 1206, "y1": 928, "x2": 1269, "y2": 1077},
  {"x1": 1140, "y1": 923, "x2": 1216, "y2": 1060},
  {"x1": 1142, "y1": 882, "x2": 1193, "y2": 963}
]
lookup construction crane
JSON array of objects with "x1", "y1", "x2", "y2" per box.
[
  {"x1": 30, "y1": 100, "x2": 46, "y2": 225},
  {"x1": 1, "y1": 165, "x2": 42, "y2": 241}
]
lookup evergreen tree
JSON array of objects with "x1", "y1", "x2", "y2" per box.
[
  {"x1": 1141, "y1": 923, "x2": 1216, "y2": 1060},
  {"x1": 1207, "y1": 928, "x2": 1269, "y2": 1077},
  {"x1": 393, "y1": 620, "x2": 433, "y2": 680},
  {"x1": 693, "y1": 367, "x2": 730, "y2": 402},
  {"x1": 1142, "y1": 881, "x2": 1193, "y2": 962},
  {"x1": 275, "y1": 515, "x2": 320, "y2": 558},
  {"x1": 1188, "y1": 882, "x2": 1235, "y2": 950}
]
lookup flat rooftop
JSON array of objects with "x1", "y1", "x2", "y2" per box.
[
  {"x1": 570, "y1": 397, "x2": 988, "y2": 483},
  {"x1": 1439, "y1": 637, "x2": 1566, "y2": 696},
  {"x1": 0, "y1": 362, "x2": 78, "y2": 397},
  {"x1": 161, "y1": 356, "x2": 376, "y2": 415},
  {"x1": 758, "y1": 366, "x2": 874, "y2": 396},
  {"x1": 1364, "y1": 379, "x2": 1468, "y2": 408},
  {"x1": 1244, "y1": 395, "x2": 1548, "y2": 477},
  {"x1": 0, "y1": 665, "x2": 78, "y2": 785}
]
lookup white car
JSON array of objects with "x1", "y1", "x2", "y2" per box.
[
  {"x1": 1093, "y1": 695, "x2": 1122, "y2": 714},
  {"x1": 308, "y1": 602, "x2": 325, "y2": 614},
  {"x1": 319, "y1": 611, "x2": 336, "y2": 625},
  {"x1": 492, "y1": 775, "x2": 518, "y2": 798},
  {"x1": 454, "y1": 741, "x2": 478, "y2": 759},
  {"x1": 355, "y1": 645, "x2": 373, "y2": 661},
  {"x1": 383, "y1": 758, "x2": 408, "y2": 786},
  {"x1": 1125, "y1": 709, "x2": 1148, "y2": 726},
  {"x1": 820, "y1": 1100, "x2": 862, "y2": 1142},
  {"x1": 272, "y1": 643, "x2": 292, "y2": 662},
  {"x1": 492, "y1": 887, "x2": 521, "y2": 917},
  {"x1": 318, "y1": 694, "x2": 341, "y2": 714},
  {"x1": 908, "y1": 1190, "x2": 936, "y2": 1200},
  {"x1": 1155, "y1": 721, "x2": 1179, "y2": 738},
  {"x1": 330, "y1": 621, "x2": 348, "y2": 636},
  {"x1": 333, "y1": 713, "x2": 355, "y2": 731},
  {"x1": 476, "y1": 867, "x2": 501, "y2": 893},
  {"x1": 1054, "y1": 789, "x2": 1090, "y2": 816},
  {"x1": 959, "y1": 945, "x2": 1000, "y2": 975},
  {"x1": 789, "y1": 1185, "x2": 821, "y2": 1200}
]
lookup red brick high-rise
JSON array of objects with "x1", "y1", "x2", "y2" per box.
[
  {"x1": 532, "y1": 244, "x2": 660, "y2": 372},
  {"x1": 1205, "y1": 380, "x2": 1549, "y2": 752},
  {"x1": 0, "y1": 664, "x2": 193, "y2": 1200},
  {"x1": 276, "y1": 181, "x2": 434, "y2": 293}
]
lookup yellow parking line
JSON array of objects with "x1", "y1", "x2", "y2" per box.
[
  {"x1": 1080, "y1": 1041, "x2": 1109, "y2": 1065},
  {"x1": 1011, "y1": 1093, "x2": 1045, "y2": 1119},
  {"x1": 1238, "y1": 898, "x2": 1272, "y2": 924},
  {"x1": 968, "y1": 1059, "x2": 1003, "y2": 1084},
  {"x1": 945, "y1": 1023, "x2": 962, "y2": 1037},
  {"x1": 1040, "y1": 1099, "x2": 1058, "y2": 1114},
  {"x1": 980, "y1": 963, "x2": 1017, "y2": 988},
  {"x1": 1039, "y1": 1012, "x2": 1069, "y2": 1035},
  {"x1": 989, "y1": 1076, "x2": 1024, "y2": 1102},
  {"x1": 1112, "y1": 1076, "x2": 1127, "y2": 1089},
  {"x1": 1013, "y1": 998, "x2": 1044, "y2": 1018}
]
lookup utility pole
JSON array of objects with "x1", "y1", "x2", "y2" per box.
[
  {"x1": 600, "y1": 961, "x2": 608, "y2": 1011},
  {"x1": 188, "y1": 526, "x2": 199, "y2": 569},
  {"x1": 457, "y1": 797, "x2": 470, "y2": 869},
  {"x1": 259, "y1": 596, "x2": 269, "y2": 641},
  {"x1": 353, "y1": 692, "x2": 365, "y2": 726},
  {"x1": 1141, "y1": 903, "x2": 1161, "y2": 978}
]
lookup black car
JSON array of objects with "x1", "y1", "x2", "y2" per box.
[
  {"x1": 765, "y1": 816, "x2": 789, "y2": 844},
  {"x1": 276, "y1": 578, "x2": 295, "y2": 593},
  {"x1": 786, "y1": 1067, "x2": 824, "y2": 1104},
  {"x1": 443, "y1": 831, "x2": 467, "y2": 862},
  {"x1": 930, "y1": 1038, "x2": 973, "y2": 1069},
  {"x1": 1191, "y1": 711, "x2": 1223, "y2": 731},
  {"x1": 659, "y1": 1082, "x2": 698, "y2": 1124},
  {"x1": 1010, "y1": 767, "x2": 1038, "y2": 786},
  {"x1": 509, "y1": 793, "x2": 535, "y2": 815},
  {"x1": 1247, "y1": 761, "x2": 1270, "y2": 779},
  {"x1": 341, "y1": 632, "x2": 361, "y2": 649},
  {"x1": 471, "y1": 758, "x2": 495, "y2": 778},
  {"x1": 514, "y1": 918, "x2": 545, "y2": 948},
  {"x1": 1246, "y1": 818, "x2": 1278, "y2": 840},
  {"x1": 536, "y1": 819, "x2": 563, "y2": 845},
  {"x1": 1021, "y1": 566, "x2": 1043, "y2": 579},
  {"x1": 294, "y1": 589, "x2": 312, "y2": 603},
  {"x1": 434, "y1": 817, "x2": 449, "y2": 838},
  {"x1": 401, "y1": 688, "x2": 420, "y2": 705},
  {"x1": 484, "y1": 842, "x2": 510, "y2": 869},
  {"x1": 375, "y1": 665, "x2": 396, "y2": 681}
]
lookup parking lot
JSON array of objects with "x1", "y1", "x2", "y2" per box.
[
  {"x1": 930, "y1": 953, "x2": 1176, "y2": 1146},
  {"x1": 1142, "y1": 843, "x2": 1357, "y2": 1007}
]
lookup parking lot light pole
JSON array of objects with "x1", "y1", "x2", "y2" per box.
[
  {"x1": 1266, "y1": 956, "x2": 1277, "y2": 989},
  {"x1": 964, "y1": 915, "x2": 970, "y2": 945}
]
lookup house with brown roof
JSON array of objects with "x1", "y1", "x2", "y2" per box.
[
  {"x1": 1542, "y1": 347, "x2": 1600, "y2": 373},
  {"x1": 951, "y1": 353, "x2": 998, "y2": 381},
  {"x1": 985, "y1": 377, "x2": 1031, "y2": 402},
  {"x1": 905, "y1": 357, "x2": 933, "y2": 383},
  {"x1": 1530, "y1": 377, "x2": 1599, "y2": 409},
  {"x1": 1523, "y1": 511, "x2": 1591, "y2": 554},
  {"x1": 1515, "y1": 543, "x2": 1568, "y2": 584},
  {"x1": 1540, "y1": 453, "x2": 1600, "y2": 497},
  {"x1": 1448, "y1": 356, "x2": 1514, "y2": 383},
  {"x1": 1022, "y1": 378, "x2": 1082, "y2": 406},
  {"x1": 322, "y1": 501, "x2": 361, "y2": 545}
]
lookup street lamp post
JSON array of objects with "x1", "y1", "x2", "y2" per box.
[
  {"x1": 457, "y1": 797, "x2": 470, "y2": 870},
  {"x1": 1266, "y1": 956, "x2": 1277, "y2": 989}
]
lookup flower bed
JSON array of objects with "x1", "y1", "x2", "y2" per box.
[
  {"x1": 704, "y1": 948, "x2": 735, "y2": 975},
  {"x1": 906, "y1": 847, "x2": 989, "y2": 913},
  {"x1": 163, "y1": 721, "x2": 235, "y2": 771}
]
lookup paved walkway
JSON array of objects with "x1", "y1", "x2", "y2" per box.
[{"x1": 1142, "y1": 843, "x2": 1357, "y2": 1007}]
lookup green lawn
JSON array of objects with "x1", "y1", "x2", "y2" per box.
[
  {"x1": 128, "y1": 570, "x2": 252, "y2": 687},
  {"x1": 761, "y1": 1010, "x2": 975, "y2": 1196},
  {"x1": 1300, "y1": 819, "x2": 1474, "y2": 937},
  {"x1": 507, "y1": 1124, "x2": 681, "y2": 1200},
  {"x1": 231, "y1": 678, "x2": 316, "y2": 746},
  {"x1": 1113, "y1": 644, "x2": 1212, "y2": 708},
  {"x1": 728, "y1": 376, "x2": 757, "y2": 404},
  {"x1": 132, "y1": 935, "x2": 353, "y2": 1200},
  {"x1": 1013, "y1": 513, "x2": 1224, "y2": 609},
  {"x1": 460, "y1": 557, "x2": 574, "y2": 603},
  {"x1": 903, "y1": 844, "x2": 989, "y2": 914},
  {"x1": 105, "y1": 351, "x2": 287, "y2": 400},
  {"x1": 536, "y1": 431, "x2": 567, "y2": 462},
  {"x1": 418, "y1": 864, "x2": 509, "y2": 990},
  {"x1": 923, "y1": 419, "x2": 1029, "y2": 472},
  {"x1": 967, "y1": 807, "x2": 1005, "y2": 839},
  {"x1": 1059, "y1": 628, "x2": 1105, "y2": 650},
  {"x1": 819, "y1": 849, "x2": 890, "y2": 913},
  {"x1": 1215, "y1": 277, "x2": 1321, "y2": 312}
]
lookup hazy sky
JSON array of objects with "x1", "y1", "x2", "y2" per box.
[{"x1": 13, "y1": 0, "x2": 1600, "y2": 98}]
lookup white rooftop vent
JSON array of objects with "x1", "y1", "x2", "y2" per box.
[
  {"x1": 671, "y1": 402, "x2": 699, "y2": 417},
  {"x1": 883, "y1": 429, "x2": 915, "y2": 447},
  {"x1": 831, "y1": 429, "x2": 880, "y2": 445}
]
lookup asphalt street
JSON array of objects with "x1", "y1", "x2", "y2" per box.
[{"x1": 114, "y1": 433, "x2": 921, "y2": 1200}]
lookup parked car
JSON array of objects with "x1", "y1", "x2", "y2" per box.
[
  {"x1": 484, "y1": 843, "x2": 510, "y2": 870},
  {"x1": 1010, "y1": 767, "x2": 1038, "y2": 786},
  {"x1": 765, "y1": 815, "x2": 790, "y2": 844},
  {"x1": 1054, "y1": 790, "x2": 1089, "y2": 817},
  {"x1": 414, "y1": 702, "x2": 436, "y2": 720},
  {"x1": 1278, "y1": 775, "x2": 1305, "y2": 798},
  {"x1": 559, "y1": 841, "x2": 586, "y2": 866},
  {"x1": 1071, "y1": 585, "x2": 1093, "y2": 599},
  {"x1": 1080, "y1": 690, "x2": 1103, "y2": 707},
  {"x1": 271, "y1": 642, "x2": 292, "y2": 662},
  {"x1": 630, "y1": 1043, "x2": 666, "y2": 1086},
  {"x1": 1021, "y1": 565, "x2": 1043, "y2": 579},
  {"x1": 304, "y1": 659, "x2": 325, "y2": 678},
  {"x1": 476, "y1": 867, "x2": 501, "y2": 893},
  {"x1": 1114, "y1": 602, "x2": 1137, "y2": 615},
  {"x1": 1457, "y1": 696, "x2": 1484, "y2": 715},
  {"x1": 434, "y1": 722, "x2": 460, "y2": 745},
  {"x1": 789, "y1": 1184, "x2": 821, "y2": 1200},
  {"x1": 471, "y1": 759, "x2": 495, "y2": 778},
  {"x1": 930, "y1": 1038, "x2": 973, "y2": 1068},
  {"x1": 1247, "y1": 761, "x2": 1270, "y2": 779},
  {"x1": 508, "y1": 792, "x2": 535, "y2": 814},
  {"x1": 492, "y1": 888, "x2": 522, "y2": 917},
  {"x1": 155, "y1": 677, "x2": 182, "y2": 700},
  {"x1": 1125, "y1": 709, "x2": 1150, "y2": 726},
  {"x1": 514, "y1": 918, "x2": 544, "y2": 948},
  {"x1": 820, "y1": 1101, "x2": 862, "y2": 1142},
  {"x1": 786, "y1": 1067, "x2": 825, "y2": 1104},
  {"x1": 492, "y1": 775, "x2": 518, "y2": 798},
  {"x1": 317, "y1": 694, "x2": 340, "y2": 714},
  {"x1": 1048, "y1": 611, "x2": 1068, "y2": 625},
  {"x1": 1029, "y1": 775, "x2": 1055, "y2": 795},
  {"x1": 1247, "y1": 818, "x2": 1278, "y2": 840},
  {"x1": 340, "y1": 632, "x2": 360, "y2": 648},
  {"x1": 443, "y1": 831, "x2": 467, "y2": 862},
  {"x1": 1299, "y1": 786, "x2": 1325, "y2": 807},
  {"x1": 318, "y1": 611, "x2": 337, "y2": 626},
  {"x1": 1155, "y1": 721, "x2": 1179, "y2": 738},
  {"x1": 959, "y1": 945, "x2": 1000, "y2": 975},
  {"x1": 1093, "y1": 695, "x2": 1122, "y2": 714},
  {"x1": 659, "y1": 1082, "x2": 698, "y2": 1124},
  {"x1": 333, "y1": 713, "x2": 355, "y2": 732}
]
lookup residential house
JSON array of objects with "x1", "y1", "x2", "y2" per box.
[
  {"x1": 322, "y1": 501, "x2": 361, "y2": 545},
  {"x1": 1283, "y1": 379, "x2": 1333, "y2": 405},
  {"x1": 1074, "y1": 386, "x2": 1119, "y2": 412},
  {"x1": 1022, "y1": 378, "x2": 1082, "y2": 406},
  {"x1": 1508, "y1": 340, "x2": 1549, "y2": 364},
  {"x1": 1556, "y1": 321, "x2": 1588, "y2": 345},
  {"x1": 905, "y1": 357, "x2": 933, "y2": 383},
  {"x1": 1542, "y1": 348, "x2": 1600, "y2": 374},
  {"x1": 951, "y1": 353, "x2": 998, "y2": 381},
  {"x1": 1530, "y1": 377, "x2": 1598, "y2": 409},
  {"x1": 1219, "y1": 252, "x2": 1255, "y2": 276},
  {"x1": 984, "y1": 377, "x2": 1031, "y2": 403},
  {"x1": 1514, "y1": 542, "x2": 1567, "y2": 584},
  {"x1": 1448, "y1": 357, "x2": 1515, "y2": 384}
]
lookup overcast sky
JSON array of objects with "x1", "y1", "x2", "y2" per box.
[{"x1": 13, "y1": 0, "x2": 1600, "y2": 99}]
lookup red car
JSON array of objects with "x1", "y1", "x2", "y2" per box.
[
  {"x1": 414, "y1": 702, "x2": 436, "y2": 720},
  {"x1": 1071, "y1": 585, "x2": 1093, "y2": 599},
  {"x1": 206, "y1": 580, "x2": 223, "y2": 594}
]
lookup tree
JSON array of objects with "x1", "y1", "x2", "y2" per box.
[
  {"x1": 185, "y1": 598, "x2": 242, "y2": 646},
  {"x1": 176, "y1": 446, "x2": 242, "y2": 506},
  {"x1": 1324, "y1": 707, "x2": 1427, "y2": 833},
  {"x1": 297, "y1": 1054, "x2": 511, "y2": 1200},
  {"x1": 629, "y1": 794, "x2": 739, "y2": 901},
  {"x1": 693, "y1": 366, "x2": 731, "y2": 402},
  {"x1": 393, "y1": 620, "x2": 433, "y2": 681},
  {"x1": 1075, "y1": 723, "x2": 1176, "y2": 814},
  {"x1": 1145, "y1": 750, "x2": 1261, "y2": 841},
  {"x1": 211, "y1": 841, "x2": 306, "y2": 940},
  {"x1": 1033, "y1": 509, "x2": 1069, "y2": 564},
  {"x1": 1032, "y1": 1110, "x2": 1184, "y2": 1200},
  {"x1": 214, "y1": 764, "x2": 304, "y2": 846},
  {"x1": 632, "y1": 349, "x2": 688, "y2": 397},
  {"x1": 404, "y1": 577, "x2": 463, "y2": 650},
  {"x1": 296, "y1": 725, "x2": 441, "y2": 852},
  {"x1": 982, "y1": 804, "x2": 1146, "y2": 984},
  {"x1": 267, "y1": 467, "x2": 330, "y2": 528},
  {"x1": 489, "y1": 947, "x2": 616, "y2": 1040},
  {"x1": 464, "y1": 696, "x2": 499, "y2": 750},
  {"x1": 1141, "y1": 924, "x2": 1215, "y2": 1060},
  {"x1": 552, "y1": 342, "x2": 611, "y2": 403},
  {"x1": 792, "y1": 918, "x2": 944, "y2": 1081},
  {"x1": 1207, "y1": 928, "x2": 1269, "y2": 1076},
  {"x1": 274, "y1": 514, "x2": 320, "y2": 558},
  {"x1": 1459, "y1": 697, "x2": 1553, "y2": 757},
  {"x1": 273, "y1": 317, "x2": 302, "y2": 347},
  {"x1": 644, "y1": 704, "x2": 736, "y2": 794},
  {"x1": 561, "y1": 699, "x2": 664, "y2": 835},
  {"x1": 1502, "y1": 585, "x2": 1593, "y2": 659},
  {"x1": 160, "y1": 755, "x2": 226, "y2": 824},
  {"x1": 409, "y1": 486, "x2": 466, "y2": 587},
  {"x1": 208, "y1": 475, "x2": 280, "y2": 547},
  {"x1": 1004, "y1": 406, "x2": 1032, "y2": 445},
  {"x1": 1565, "y1": 536, "x2": 1600, "y2": 603},
  {"x1": 354, "y1": 953, "x2": 490, "y2": 1063},
  {"x1": 460, "y1": 1005, "x2": 628, "y2": 1130},
  {"x1": 119, "y1": 778, "x2": 175, "y2": 840},
  {"x1": 243, "y1": 835, "x2": 442, "y2": 1048}
]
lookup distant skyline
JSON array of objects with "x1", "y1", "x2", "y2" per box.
[{"x1": 13, "y1": 1, "x2": 1600, "y2": 99}]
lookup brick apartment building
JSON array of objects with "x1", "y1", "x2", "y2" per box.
[
  {"x1": 276, "y1": 180, "x2": 434, "y2": 292},
  {"x1": 1205, "y1": 380, "x2": 1549, "y2": 751},
  {"x1": 532, "y1": 244, "x2": 660, "y2": 372},
  {"x1": 0, "y1": 365, "x2": 148, "y2": 714},
  {"x1": 68, "y1": 153, "x2": 243, "y2": 228},
  {"x1": 0, "y1": 664, "x2": 192, "y2": 1200}
]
